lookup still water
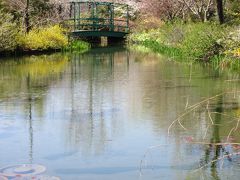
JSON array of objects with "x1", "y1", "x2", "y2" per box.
[{"x1": 0, "y1": 47, "x2": 240, "y2": 179}]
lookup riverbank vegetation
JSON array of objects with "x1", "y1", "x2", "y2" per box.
[
  {"x1": 0, "y1": 0, "x2": 89, "y2": 55},
  {"x1": 0, "y1": 0, "x2": 239, "y2": 66},
  {"x1": 127, "y1": 0, "x2": 240, "y2": 69}
]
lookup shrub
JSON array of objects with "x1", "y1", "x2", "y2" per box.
[
  {"x1": 18, "y1": 25, "x2": 68, "y2": 51},
  {"x1": 129, "y1": 22, "x2": 226, "y2": 62},
  {"x1": 0, "y1": 10, "x2": 18, "y2": 52},
  {"x1": 180, "y1": 23, "x2": 225, "y2": 61}
]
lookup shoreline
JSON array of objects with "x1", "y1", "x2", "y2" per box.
[{"x1": 0, "y1": 48, "x2": 65, "y2": 59}]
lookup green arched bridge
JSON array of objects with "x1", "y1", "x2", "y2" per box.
[{"x1": 67, "y1": 1, "x2": 130, "y2": 39}]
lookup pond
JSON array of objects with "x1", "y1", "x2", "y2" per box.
[{"x1": 0, "y1": 47, "x2": 240, "y2": 179}]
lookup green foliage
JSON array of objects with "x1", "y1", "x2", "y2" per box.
[
  {"x1": 66, "y1": 40, "x2": 90, "y2": 53},
  {"x1": 227, "y1": 0, "x2": 240, "y2": 13},
  {"x1": 225, "y1": 0, "x2": 240, "y2": 24},
  {"x1": 18, "y1": 25, "x2": 68, "y2": 51},
  {"x1": 0, "y1": 10, "x2": 18, "y2": 52},
  {"x1": 180, "y1": 23, "x2": 225, "y2": 61},
  {"x1": 0, "y1": 1, "x2": 3, "y2": 10},
  {"x1": 130, "y1": 21, "x2": 188, "y2": 47},
  {"x1": 134, "y1": 39, "x2": 183, "y2": 59},
  {"x1": 129, "y1": 22, "x2": 226, "y2": 62},
  {"x1": 129, "y1": 21, "x2": 240, "y2": 72}
]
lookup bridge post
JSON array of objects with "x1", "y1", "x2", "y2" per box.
[
  {"x1": 94, "y1": 2, "x2": 99, "y2": 30},
  {"x1": 91, "y1": 2, "x2": 95, "y2": 31},
  {"x1": 78, "y1": 2, "x2": 81, "y2": 30},
  {"x1": 127, "y1": 5, "x2": 129, "y2": 32},
  {"x1": 109, "y1": 3, "x2": 114, "y2": 31},
  {"x1": 73, "y1": 2, "x2": 76, "y2": 31}
]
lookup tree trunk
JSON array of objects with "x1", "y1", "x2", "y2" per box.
[
  {"x1": 200, "y1": 13, "x2": 207, "y2": 22},
  {"x1": 203, "y1": 11, "x2": 208, "y2": 22},
  {"x1": 25, "y1": 0, "x2": 30, "y2": 33},
  {"x1": 216, "y1": 0, "x2": 224, "y2": 24}
]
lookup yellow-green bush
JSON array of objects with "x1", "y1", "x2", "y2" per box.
[
  {"x1": 232, "y1": 48, "x2": 240, "y2": 58},
  {"x1": 18, "y1": 25, "x2": 68, "y2": 51}
]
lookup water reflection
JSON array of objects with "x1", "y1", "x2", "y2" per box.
[
  {"x1": 27, "y1": 73, "x2": 34, "y2": 164},
  {"x1": 0, "y1": 53, "x2": 69, "y2": 165},
  {"x1": 65, "y1": 47, "x2": 130, "y2": 155},
  {"x1": 0, "y1": 48, "x2": 240, "y2": 179}
]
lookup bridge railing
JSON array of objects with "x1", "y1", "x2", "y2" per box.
[
  {"x1": 66, "y1": 1, "x2": 130, "y2": 33},
  {"x1": 67, "y1": 18, "x2": 129, "y2": 32}
]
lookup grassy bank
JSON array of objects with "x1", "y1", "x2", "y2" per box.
[{"x1": 129, "y1": 22, "x2": 240, "y2": 70}]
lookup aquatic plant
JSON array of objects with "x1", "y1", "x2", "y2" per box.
[{"x1": 65, "y1": 40, "x2": 90, "y2": 53}]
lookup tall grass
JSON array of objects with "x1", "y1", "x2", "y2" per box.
[{"x1": 138, "y1": 39, "x2": 183, "y2": 59}]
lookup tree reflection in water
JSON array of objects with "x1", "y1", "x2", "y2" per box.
[{"x1": 66, "y1": 47, "x2": 130, "y2": 154}]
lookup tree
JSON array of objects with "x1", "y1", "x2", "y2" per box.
[
  {"x1": 139, "y1": 0, "x2": 186, "y2": 21},
  {"x1": 177, "y1": 0, "x2": 214, "y2": 22},
  {"x1": 216, "y1": 0, "x2": 224, "y2": 24},
  {"x1": 25, "y1": 0, "x2": 30, "y2": 32},
  {"x1": 3, "y1": 0, "x2": 66, "y2": 32}
]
